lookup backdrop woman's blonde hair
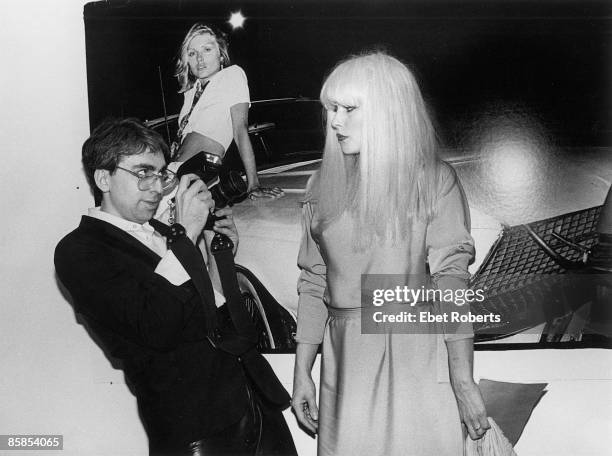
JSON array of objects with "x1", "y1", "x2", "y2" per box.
[
  {"x1": 313, "y1": 51, "x2": 439, "y2": 247},
  {"x1": 175, "y1": 23, "x2": 231, "y2": 93}
]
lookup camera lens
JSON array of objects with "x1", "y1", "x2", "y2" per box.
[{"x1": 212, "y1": 170, "x2": 248, "y2": 208}]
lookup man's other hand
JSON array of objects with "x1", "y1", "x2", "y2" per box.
[{"x1": 212, "y1": 207, "x2": 239, "y2": 255}]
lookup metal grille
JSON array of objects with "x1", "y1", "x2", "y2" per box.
[{"x1": 470, "y1": 205, "x2": 601, "y2": 339}]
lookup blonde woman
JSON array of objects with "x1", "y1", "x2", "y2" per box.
[
  {"x1": 292, "y1": 52, "x2": 490, "y2": 455},
  {"x1": 173, "y1": 23, "x2": 282, "y2": 199}
]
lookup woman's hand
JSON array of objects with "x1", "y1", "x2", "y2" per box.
[
  {"x1": 446, "y1": 338, "x2": 490, "y2": 440},
  {"x1": 211, "y1": 207, "x2": 239, "y2": 255},
  {"x1": 453, "y1": 380, "x2": 490, "y2": 440},
  {"x1": 248, "y1": 185, "x2": 285, "y2": 200},
  {"x1": 292, "y1": 371, "x2": 319, "y2": 434}
]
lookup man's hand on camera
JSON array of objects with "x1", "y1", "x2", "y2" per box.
[
  {"x1": 174, "y1": 174, "x2": 214, "y2": 244},
  {"x1": 212, "y1": 207, "x2": 239, "y2": 255}
]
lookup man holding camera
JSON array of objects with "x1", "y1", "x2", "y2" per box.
[{"x1": 55, "y1": 118, "x2": 296, "y2": 455}]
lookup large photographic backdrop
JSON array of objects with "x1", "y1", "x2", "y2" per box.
[{"x1": 85, "y1": 0, "x2": 610, "y2": 148}]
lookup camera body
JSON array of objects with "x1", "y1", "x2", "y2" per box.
[{"x1": 176, "y1": 152, "x2": 248, "y2": 229}]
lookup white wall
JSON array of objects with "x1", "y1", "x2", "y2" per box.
[{"x1": 0, "y1": 1, "x2": 148, "y2": 454}]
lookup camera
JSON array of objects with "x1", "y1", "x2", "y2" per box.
[{"x1": 176, "y1": 151, "x2": 248, "y2": 229}]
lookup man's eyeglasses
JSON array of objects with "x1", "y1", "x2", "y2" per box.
[{"x1": 115, "y1": 166, "x2": 177, "y2": 191}]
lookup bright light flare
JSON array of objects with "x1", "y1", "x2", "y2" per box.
[
  {"x1": 488, "y1": 139, "x2": 538, "y2": 190},
  {"x1": 464, "y1": 104, "x2": 555, "y2": 224},
  {"x1": 228, "y1": 11, "x2": 246, "y2": 29}
]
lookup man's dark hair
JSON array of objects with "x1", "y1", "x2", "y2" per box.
[{"x1": 82, "y1": 118, "x2": 169, "y2": 202}]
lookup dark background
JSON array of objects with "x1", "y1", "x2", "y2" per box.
[{"x1": 85, "y1": 0, "x2": 611, "y2": 147}]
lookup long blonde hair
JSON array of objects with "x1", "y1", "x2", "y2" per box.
[{"x1": 314, "y1": 51, "x2": 439, "y2": 247}]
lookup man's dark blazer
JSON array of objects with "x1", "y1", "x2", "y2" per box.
[{"x1": 55, "y1": 215, "x2": 265, "y2": 449}]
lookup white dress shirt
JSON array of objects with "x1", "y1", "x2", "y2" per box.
[
  {"x1": 88, "y1": 207, "x2": 225, "y2": 306},
  {"x1": 178, "y1": 65, "x2": 250, "y2": 152}
]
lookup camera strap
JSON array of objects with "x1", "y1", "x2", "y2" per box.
[
  {"x1": 211, "y1": 233, "x2": 291, "y2": 408},
  {"x1": 211, "y1": 233, "x2": 258, "y2": 353}
]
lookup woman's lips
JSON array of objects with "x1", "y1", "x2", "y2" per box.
[{"x1": 336, "y1": 134, "x2": 348, "y2": 142}]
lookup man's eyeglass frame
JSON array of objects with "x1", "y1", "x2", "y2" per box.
[{"x1": 115, "y1": 166, "x2": 177, "y2": 191}]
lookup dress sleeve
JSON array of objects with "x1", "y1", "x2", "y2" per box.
[
  {"x1": 426, "y1": 163, "x2": 475, "y2": 341},
  {"x1": 295, "y1": 200, "x2": 328, "y2": 344}
]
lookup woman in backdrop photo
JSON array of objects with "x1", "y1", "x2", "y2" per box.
[
  {"x1": 172, "y1": 23, "x2": 283, "y2": 200},
  {"x1": 291, "y1": 52, "x2": 490, "y2": 455}
]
